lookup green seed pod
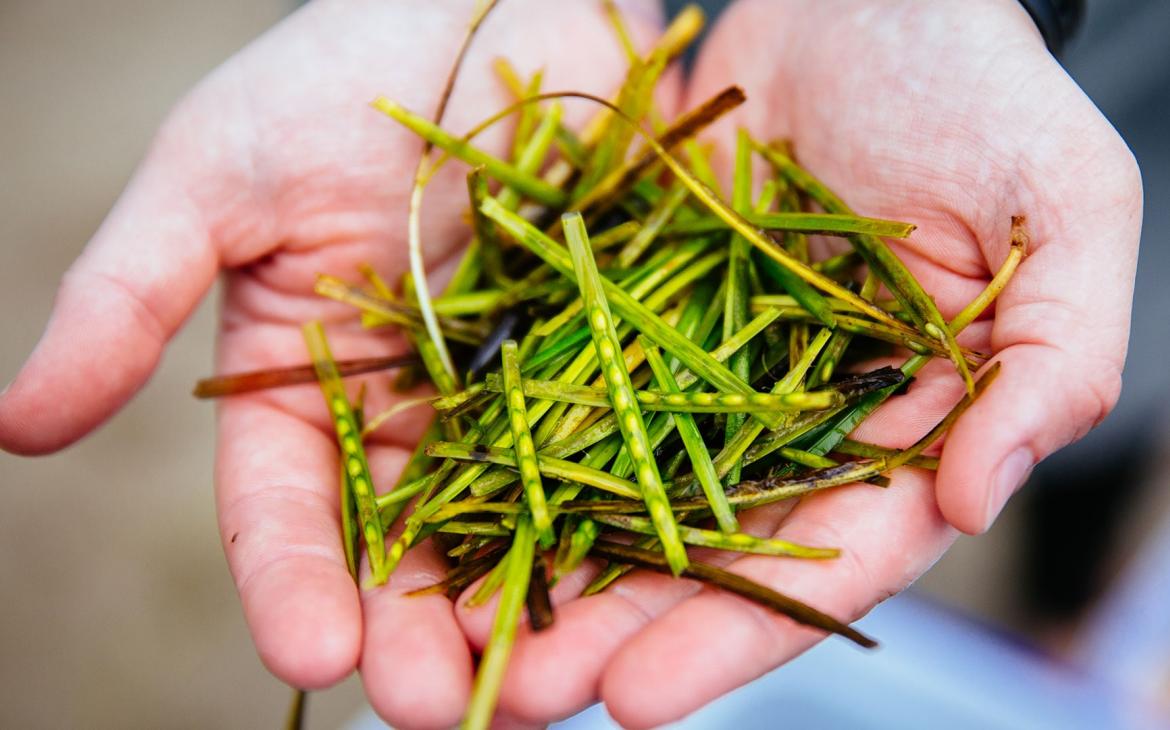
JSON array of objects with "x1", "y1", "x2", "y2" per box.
[
  {"x1": 563, "y1": 212, "x2": 689, "y2": 576},
  {"x1": 501, "y1": 340, "x2": 555, "y2": 547},
  {"x1": 302, "y1": 322, "x2": 388, "y2": 584},
  {"x1": 481, "y1": 374, "x2": 843, "y2": 413},
  {"x1": 596, "y1": 513, "x2": 837, "y2": 559}
]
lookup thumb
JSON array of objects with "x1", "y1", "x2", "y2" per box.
[{"x1": 0, "y1": 115, "x2": 219, "y2": 455}]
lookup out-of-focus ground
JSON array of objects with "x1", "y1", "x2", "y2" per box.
[{"x1": 1, "y1": 1, "x2": 1167, "y2": 728}]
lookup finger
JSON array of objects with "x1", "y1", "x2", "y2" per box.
[
  {"x1": 360, "y1": 535, "x2": 474, "y2": 730},
  {"x1": 216, "y1": 397, "x2": 362, "y2": 689},
  {"x1": 363, "y1": 411, "x2": 471, "y2": 730},
  {"x1": 0, "y1": 122, "x2": 218, "y2": 455},
  {"x1": 453, "y1": 557, "x2": 601, "y2": 648},
  {"x1": 216, "y1": 307, "x2": 458, "y2": 702},
  {"x1": 450, "y1": 506, "x2": 790, "y2": 724},
  {"x1": 600, "y1": 469, "x2": 955, "y2": 728},
  {"x1": 937, "y1": 344, "x2": 1125, "y2": 535},
  {"x1": 487, "y1": 713, "x2": 547, "y2": 730}
]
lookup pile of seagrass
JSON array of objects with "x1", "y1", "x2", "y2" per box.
[{"x1": 195, "y1": 4, "x2": 1025, "y2": 728}]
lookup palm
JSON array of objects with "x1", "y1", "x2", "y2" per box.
[{"x1": 453, "y1": 1, "x2": 1141, "y2": 727}]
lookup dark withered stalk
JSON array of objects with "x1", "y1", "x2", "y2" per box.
[{"x1": 590, "y1": 540, "x2": 876, "y2": 648}]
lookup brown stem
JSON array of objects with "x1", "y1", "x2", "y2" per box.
[
  {"x1": 526, "y1": 559, "x2": 555, "y2": 632},
  {"x1": 192, "y1": 354, "x2": 419, "y2": 399}
]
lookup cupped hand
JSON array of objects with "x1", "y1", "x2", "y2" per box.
[
  {"x1": 0, "y1": 1, "x2": 673, "y2": 727},
  {"x1": 451, "y1": 1, "x2": 1142, "y2": 727}
]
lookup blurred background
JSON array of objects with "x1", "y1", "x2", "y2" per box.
[{"x1": 1, "y1": 0, "x2": 1167, "y2": 728}]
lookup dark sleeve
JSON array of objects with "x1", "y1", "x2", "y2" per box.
[{"x1": 1016, "y1": 0, "x2": 1086, "y2": 55}]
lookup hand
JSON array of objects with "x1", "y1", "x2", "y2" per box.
[
  {"x1": 0, "y1": 1, "x2": 674, "y2": 727},
  {"x1": 449, "y1": 0, "x2": 1142, "y2": 727}
]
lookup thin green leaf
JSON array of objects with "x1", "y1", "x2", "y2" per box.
[
  {"x1": 665, "y1": 211, "x2": 916, "y2": 239},
  {"x1": 617, "y1": 180, "x2": 691, "y2": 267},
  {"x1": 372, "y1": 98, "x2": 568, "y2": 207},
  {"x1": 642, "y1": 339, "x2": 738, "y2": 533}
]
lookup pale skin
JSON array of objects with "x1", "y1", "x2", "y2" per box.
[{"x1": 0, "y1": 0, "x2": 1142, "y2": 728}]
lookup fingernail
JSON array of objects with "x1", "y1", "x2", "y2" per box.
[{"x1": 984, "y1": 448, "x2": 1033, "y2": 530}]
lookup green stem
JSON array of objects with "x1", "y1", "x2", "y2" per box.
[
  {"x1": 643, "y1": 339, "x2": 740, "y2": 532},
  {"x1": 464, "y1": 518, "x2": 536, "y2": 730}
]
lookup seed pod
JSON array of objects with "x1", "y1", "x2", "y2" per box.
[
  {"x1": 301, "y1": 322, "x2": 388, "y2": 584},
  {"x1": 501, "y1": 340, "x2": 555, "y2": 547},
  {"x1": 476, "y1": 374, "x2": 843, "y2": 413},
  {"x1": 595, "y1": 514, "x2": 837, "y2": 559},
  {"x1": 563, "y1": 212, "x2": 689, "y2": 576}
]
